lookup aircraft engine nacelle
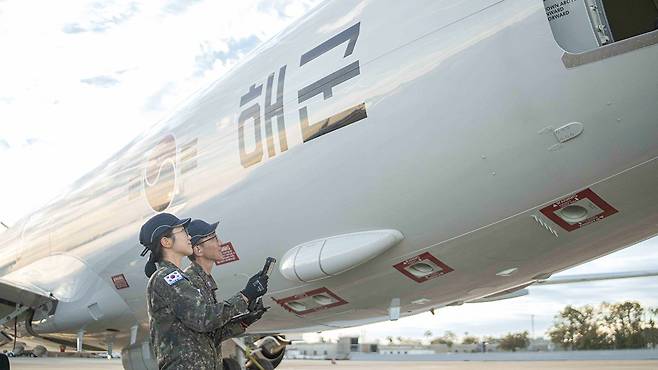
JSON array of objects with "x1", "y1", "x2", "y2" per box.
[{"x1": 121, "y1": 342, "x2": 157, "y2": 370}]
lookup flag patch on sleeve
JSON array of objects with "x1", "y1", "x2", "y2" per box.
[{"x1": 164, "y1": 271, "x2": 184, "y2": 285}]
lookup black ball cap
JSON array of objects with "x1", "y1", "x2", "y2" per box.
[
  {"x1": 188, "y1": 219, "x2": 219, "y2": 246},
  {"x1": 139, "y1": 213, "x2": 191, "y2": 256}
]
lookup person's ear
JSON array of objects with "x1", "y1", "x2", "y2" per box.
[
  {"x1": 193, "y1": 245, "x2": 203, "y2": 257},
  {"x1": 160, "y1": 235, "x2": 172, "y2": 249}
]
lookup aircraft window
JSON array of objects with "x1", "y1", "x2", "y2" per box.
[{"x1": 545, "y1": 0, "x2": 658, "y2": 53}]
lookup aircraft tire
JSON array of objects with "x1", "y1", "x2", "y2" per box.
[
  {"x1": 222, "y1": 358, "x2": 241, "y2": 370},
  {"x1": 0, "y1": 353, "x2": 9, "y2": 370},
  {"x1": 262, "y1": 349, "x2": 284, "y2": 369},
  {"x1": 260, "y1": 342, "x2": 285, "y2": 369}
]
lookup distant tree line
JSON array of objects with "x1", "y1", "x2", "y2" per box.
[
  {"x1": 548, "y1": 301, "x2": 658, "y2": 350},
  {"x1": 497, "y1": 331, "x2": 531, "y2": 351},
  {"x1": 428, "y1": 330, "x2": 531, "y2": 352},
  {"x1": 384, "y1": 301, "x2": 657, "y2": 352}
]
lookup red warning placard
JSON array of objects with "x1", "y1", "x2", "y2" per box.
[
  {"x1": 394, "y1": 252, "x2": 454, "y2": 283},
  {"x1": 215, "y1": 242, "x2": 240, "y2": 265},
  {"x1": 539, "y1": 188, "x2": 618, "y2": 232},
  {"x1": 111, "y1": 274, "x2": 130, "y2": 290}
]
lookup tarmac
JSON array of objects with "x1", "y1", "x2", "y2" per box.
[{"x1": 6, "y1": 359, "x2": 658, "y2": 370}]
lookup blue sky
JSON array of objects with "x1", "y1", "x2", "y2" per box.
[
  {"x1": 0, "y1": 0, "x2": 321, "y2": 221},
  {"x1": 0, "y1": 0, "x2": 656, "y2": 343}
]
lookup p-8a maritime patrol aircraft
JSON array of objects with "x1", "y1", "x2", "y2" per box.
[{"x1": 0, "y1": 0, "x2": 657, "y2": 369}]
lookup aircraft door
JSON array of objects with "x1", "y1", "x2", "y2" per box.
[
  {"x1": 545, "y1": 0, "x2": 658, "y2": 53},
  {"x1": 599, "y1": 0, "x2": 658, "y2": 41}
]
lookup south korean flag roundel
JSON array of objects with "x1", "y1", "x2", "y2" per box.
[{"x1": 164, "y1": 271, "x2": 184, "y2": 285}]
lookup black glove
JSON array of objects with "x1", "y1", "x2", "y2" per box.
[
  {"x1": 241, "y1": 306, "x2": 268, "y2": 328},
  {"x1": 241, "y1": 272, "x2": 269, "y2": 302}
]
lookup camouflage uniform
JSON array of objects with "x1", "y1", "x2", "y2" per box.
[
  {"x1": 147, "y1": 260, "x2": 248, "y2": 370},
  {"x1": 184, "y1": 261, "x2": 246, "y2": 367}
]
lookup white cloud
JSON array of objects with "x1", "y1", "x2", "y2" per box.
[{"x1": 0, "y1": 0, "x2": 322, "y2": 223}]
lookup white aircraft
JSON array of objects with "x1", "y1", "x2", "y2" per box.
[{"x1": 0, "y1": 0, "x2": 657, "y2": 369}]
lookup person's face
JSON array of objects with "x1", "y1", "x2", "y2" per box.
[
  {"x1": 194, "y1": 233, "x2": 222, "y2": 261},
  {"x1": 168, "y1": 226, "x2": 193, "y2": 256}
]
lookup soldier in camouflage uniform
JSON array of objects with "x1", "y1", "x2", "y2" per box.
[
  {"x1": 139, "y1": 213, "x2": 269, "y2": 370},
  {"x1": 184, "y1": 219, "x2": 266, "y2": 368}
]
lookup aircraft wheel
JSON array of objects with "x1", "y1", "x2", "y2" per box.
[
  {"x1": 270, "y1": 354, "x2": 283, "y2": 369},
  {"x1": 0, "y1": 353, "x2": 10, "y2": 370},
  {"x1": 222, "y1": 358, "x2": 241, "y2": 370},
  {"x1": 261, "y1": 349, "x2": 284, "y2": 369}
]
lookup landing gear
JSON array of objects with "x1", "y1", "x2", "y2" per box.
[
  {"x1": 0, "y1": 353, "x2": 9, "y2": 370},
  {"x1": 76, "y1": 329, "x2": 84, "y2": 353},
  {"x1": 225, "y1": 335, "x2": 289, "y2": 370},
  {"x1": 260, "y1": 344, "x2": 284, "y2": 368},
  {"x1": 254, "y1": 335, "x2": 288, "y2": 369}
]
